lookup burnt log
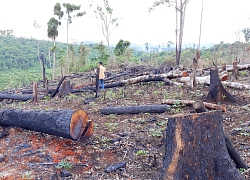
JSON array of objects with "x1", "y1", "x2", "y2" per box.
[
  {"x1": 50, "y1": 76, "x2": 67, "y2": 97},
  {"x1": 101, "y1": 105, "x2": 170, "y2": 115},
  {"x1": 207, "y1": 68, "x2": 238, "y2": 104},
  {"x1": 0, "y1": 109, "x2": 93, "y2": 142},
  {"x1": 0, "y1": 94, "x2": 44, "y2": 101},
  {"x1": 160, "y1": 110, "x2": 244, "y2": 180}
]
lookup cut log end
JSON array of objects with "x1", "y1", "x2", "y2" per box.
[{"x1": 70, "y1": 110, "x2": 94, "y2": 141}]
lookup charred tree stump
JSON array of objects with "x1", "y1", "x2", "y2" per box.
[
  {"x1": 0, "y1": 109, "x2": 93, "y2": 142},
  {"x1": 101, "y1": 105, "x2": 170, "y2": 115},
  {"x1": 207, "y1": 68, "x2": 238, "y2": 104},
  {"x1": 232, "y1": 61, "x2": 239, "y2": 80},
  {"x1": 193, "y1": 100, "x2": 248, "y2": 170},
  {"x1": 32, "y1": 81, "x2": 39, "y2": 103},
  {"x1": 160, "y1": 110, "x2": 244, "y2": 180},
  {"x1": 58, "y1": 81, "x2": 71, "y2": 98}
]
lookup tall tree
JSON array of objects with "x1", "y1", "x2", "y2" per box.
[
  {"x1": 47, "y1": 17, "x2": 60, "y2": 79},
  {"x1": 33, "y1": 20, "x2": 43, "y2": 74},
  {"x1": 150, "y1": 0, "x2": 189, "y2": 66},
  {"x1": 92, "y1": 0, "x2": 118, "y2": 57},
  {"x1": 62, "y1": 3, "x2": 85, "y2": 74},
  {"x1": 114, "y1": 39, "x2": 130, "y2": 56}
]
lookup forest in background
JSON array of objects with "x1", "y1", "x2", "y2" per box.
[{"x1": 0, "y1": 35, "x2": 249, "y2": 90}]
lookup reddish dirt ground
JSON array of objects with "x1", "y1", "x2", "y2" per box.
[{"x1": 0, "y1": 69, "x2": 250, "y2": 180}]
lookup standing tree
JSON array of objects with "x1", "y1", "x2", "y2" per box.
[
  {"x1": 62, "y1": 3, "x2": 86, "y2": 74},
  {"x1": 114, "y1": 39, "x2": 130, "y2": 56},
  {"x1": 47, "y1": 17, "x2": 60, "y2": 79},
  {"x1": 33, "y1": 20, "x2": 42, "y2": 74},
  {"x1": 150, "y1": 0, "x2": 190, "y2": 66},
  {"x1": 92, "y1": 0, "x2": 118, "y2": 57}
]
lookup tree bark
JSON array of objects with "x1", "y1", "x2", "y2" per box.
[
  {"x1": 161, "y1": 99, "x2": 226, "y2": 112},
  {"x1": 101, "y1": 105, "x2": 170, "y2": 115},
  {"x1": 160, "y1": 110, "x2": 244, "y2": 180},
  {"x1": 0, "y1": 94, "x2": 44, "y2": 101},
  {"x1": 0, "y1": 109, "x2": 93, "y2": 142},
  {"x1": 50, "y1": 76, "x2": 67, "y2": 97},
  {"x1": 207, "y1": 68, "x2": 238, "y2": 104},
  {"x1": 193, "y1": 100, "x2": 248, "y2": 170}
]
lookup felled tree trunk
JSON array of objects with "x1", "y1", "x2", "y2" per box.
[
  {"x1": 207, "y1": 68, "x2": 238, "y2": 104},
  {"x1": 101, "y1": 105, "x2": 170, "y2": 115},
  {"x1": 0, "y1": 94, "x2": 44, "y2": 101},
  {"x1": 160, "y1": 110, "x2": 244, "y2": 180},
  {"x1": 50, "y1": 76, "x2": 66, "y2": 97},
  {"x1": 0, "y1": 109, "x2": 93, "y2": 142}
]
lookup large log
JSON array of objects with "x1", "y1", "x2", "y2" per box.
[
  {"x1": 160, "y1": 110, "x2": 244, "y2": 180},
  {"x1": 101, "y1": 105, "x2": 170, "y2": 115},
  {"x1": 0, "y1": 109, "x2": 93, "y2": 142},
  {"x1": 0, "y1": 94, "x2": 44, "y2": 101}
]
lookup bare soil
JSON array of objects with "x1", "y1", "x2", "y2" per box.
[{"x1": 1, "y1": 69, "x2": 250, "y2": 180}]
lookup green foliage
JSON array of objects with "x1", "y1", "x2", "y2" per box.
[
  {"x1": 56, "y1": 159, "x2": 72, "y2": 169},
  {"x1": 136, "y1": 150, "x2": 148, "y2": 157},
  {"x1": 114, "y1": 39, "x2": 130, "y2": 56}
]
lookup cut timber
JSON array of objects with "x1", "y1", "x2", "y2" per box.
[
  {"x1": 160, "y1": 111, "x2": 244, "y2": 180},
  {"x1": 180, "y1": 73, "x2": 228, "y2": 85},
  {"x1": 0, "y1": 94, "x2": 44, "y2": 101},
  {"x1": 0, "y1": 109, "x2": 93, "y2": 142},
  {"x1": 207, "y1": 68, "x2": 238, "y2": 104},
  {"x1": 161, "y1": 99, "x2": 226, "y2": 112},
  {"x1": 101, "y1": 105, "x2": 170, "y2": 115}
]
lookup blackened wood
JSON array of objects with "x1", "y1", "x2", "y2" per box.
[
  {"x1": 101, "y1": 105, "x2": 170, "y2": 115},
  {"x1": 225, "y1": 134, "x2": 248, "y2": 169},
  {"x1": 232, "y1": 61, "x2": 239, "y2": 80},
  {"x1": 0, "y1": 94, "x2": 44, "y2": 101},
  {"x1": 207, "y1": 68, "x2": 238, "y2": 104},
  {"x1": 41, "y1": 54, "x2": 46, "y2": 88},
  {"x1": 50, "y1": 76, "x2": 66, "y2": 97},
  {"x1": 95, "y1": 67, "x2": 100, "y2": 98},
  {"x1": 160, "y1": 111, "x2": 244, "y2": 180},
  {"x1": 58, "y1": 81, "x2": 71, "y2": 98},
  {"x1": 0, "y1": 109, "x2": 92, "y2": 142},
  {"x1": 104, "y1": 71, "x2": 129, "y2": 81},
  {"x1": 193, "y1": 101, "x2": 248, "y2": 170},
  {"x1": 0, "y1": 130, "x2": 9, "y2": 140},
  {"x1": 32, "y1": 82, "x2": 39, "y2": 103}
]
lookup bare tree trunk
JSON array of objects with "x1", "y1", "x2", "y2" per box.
[
  {"x1": 67, "y1": 21, "x2": 69, "y2": 74},
  {"x1": 53, "y1": 40, "x2": 56, "y2": 80},
  {"x1": 198, "y1": 0, "x2": 203, "y2": 50}
]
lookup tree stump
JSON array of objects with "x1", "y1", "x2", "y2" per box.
[
  {"x1": 207, "y1": 68, "x2": 237, "y2": 104},
  {"x1": 160, "y1": 110, "x2": 244, "y2": 180},
  {"x1": 232, "y1": 61, "x2": 239, "y2": 80},
  {"x1": 0, "y1": 109, "x2": 93, "y2": 142}
]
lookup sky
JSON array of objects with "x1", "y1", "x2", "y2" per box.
[{"x1": 1, "y1": 0, "x2": 250, "y2": 47}]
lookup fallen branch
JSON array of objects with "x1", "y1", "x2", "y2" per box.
[
  {"x1": 101, "y1": 105, "x2": 170, "y2": 115},
  {"x1": 161, "y1": 99, "x2": 226, "y2": 112}
]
